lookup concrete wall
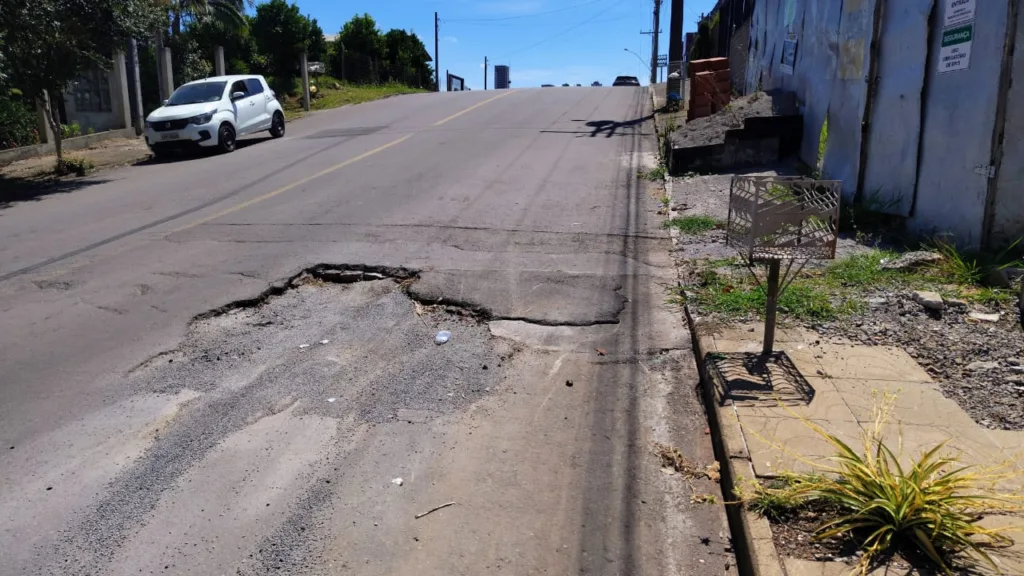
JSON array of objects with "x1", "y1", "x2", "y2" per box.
[
  {"x1": 990, "y1": 4, "x2": 1024, "y2": 246},
  {"x1": 0, "y1": 128, "x2": 137, "y2": 166},
  {"x1": 743, "y1": 0, "x2": 1021, "y2": 247},
  {"x1": 909, "y1": 0, "x2": 1012, "y2": 246},
  {"x1": 63, "y1": 52, "x2": 131, "y2": 134}
]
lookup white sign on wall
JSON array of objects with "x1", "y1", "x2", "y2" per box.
[
  {"x1": 939, "y1": 23, "x2": 973, "y2": 73},
  {"x1": 944, "y1": 0, "x2": 975, "y2": 27}
]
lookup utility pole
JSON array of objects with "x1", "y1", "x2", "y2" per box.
[
  {"x1": 434, "y1": 12, "x2": 440, "y2": 92},
  {"x1": 667, "y1": 0, "x2": 685, "y2": 97},
  {"x1": 650, "y1": 0, "x2": 662, "y2": 85},
  {"x1": 484, "y1": 56, "x2": 488, "y2": 90}
]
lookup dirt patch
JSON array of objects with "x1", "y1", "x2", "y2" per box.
[{"x1": 672, "y1": 90, "x2": 799, "y2": 149}]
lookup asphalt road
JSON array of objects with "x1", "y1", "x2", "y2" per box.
[{"x1": 0, "y1": 87, "x2": 729, "y2": 575}]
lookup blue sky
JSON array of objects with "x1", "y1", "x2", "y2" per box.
[{"x1": 292, "y1": 0, "x2": 717, "y2": 89}]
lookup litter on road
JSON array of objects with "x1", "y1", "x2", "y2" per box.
[
  {"x1": 320, "y1": 339, "x2": 330, "y2": 344},
  {"x1": 327, "y1": 397, "x2": 337, "y2": 402},
  {"x1": 435, "y1": 331, "x2": 451, "y2": 345},
  {"x1": 415, "y1": 501, "x2": 456, "y2": 519},
  {"x1": 392, "y1": 478, "x2": 404, "y2": 486},
  {"x1": 299, "y1": 344, "x2": 310, "y2": 349}
]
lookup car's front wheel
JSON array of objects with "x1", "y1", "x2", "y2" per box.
[
  {"x1": 269, "y1": 112, "x2": 285, "y2": 138},
  {"x1": 217, "y1": 123, "x2": 236, "y2": 153}
]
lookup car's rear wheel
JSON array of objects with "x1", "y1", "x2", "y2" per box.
[
  {"x1": 269, "y1": 112, "x2": 285, "y2": 138},
  {"x1": 218, "y1": 123, "x2": 236, "y2": 153}
]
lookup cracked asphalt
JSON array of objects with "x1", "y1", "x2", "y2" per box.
[{"x1": 0, "y1": 87, "x2": 729, "y2": 574}]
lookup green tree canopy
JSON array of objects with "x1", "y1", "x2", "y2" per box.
[
  {"x1": 250, "y1": 0, "x2": 314, "y2": 93},
  {"x1": 0, "y1": 0, "x2": 158, "y2": 160}
]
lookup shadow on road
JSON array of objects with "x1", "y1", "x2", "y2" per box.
[
  {"x1": 0, "y1": 175, "x2": 113, "y2": 211},
  {"x1": 540, "y1": 114, "x2": 655, "y2": 138},
  {"x1": 132, "y1": 135, "x2": 275, "y2": 166}
]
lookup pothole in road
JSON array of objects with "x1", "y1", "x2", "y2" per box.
[{"x1": 131, "y1": 264, "x2": 514, "y2": 424}]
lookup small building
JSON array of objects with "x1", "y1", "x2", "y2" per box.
[{"x1": 62, "y1": 64, "x2": 131, "y2": 134}]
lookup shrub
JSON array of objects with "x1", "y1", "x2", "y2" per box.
[
  {"x1": 60, "y1": 122, "x2": 82, "y2": 139},
  {"x1": 56, "y1": 156, "x2": 93, "y2": 176},
  {"x1": 0, "y1": 94, "x2": 41, "y2": 150}
]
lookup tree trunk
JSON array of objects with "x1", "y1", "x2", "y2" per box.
[{"x1": 42, "y1": 92, "x2": 63, "y2": 165}]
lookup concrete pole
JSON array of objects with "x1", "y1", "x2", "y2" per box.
[
  {"x1": 300, "y1": 52, "x2": 311, "y2": 112},
  {"x1": 111, "y1": 50, "x2": 132, "y2": 130},
  {"x1": 215, "y1": 46, "x2": 226, "y2": 76},
  {"x1": 434, "y1": 12, "x2": 440, "y2": 92},
  {"x1": 128, "y1": 39, "x2": 144, "y2": 135},
  {"x1": 155, "y1": 32, "x2": 166, "y2": 102},
  {"x1": 667, "y1": 0, "x2": 685, "y2": 97},
  {"x1": 160, "y1": 47, "x2": 174, "y2": 101},
  {"x1": 484, "y1": 56, "x2": 488, "y2": 90}
]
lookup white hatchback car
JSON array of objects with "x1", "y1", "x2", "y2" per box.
[{"x1": 145, "y1": 75, "x2": 285, "y2": 156}]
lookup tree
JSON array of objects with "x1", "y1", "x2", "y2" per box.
[
  {"x1": 381, "y1": 29, "x2": 433, "y2": 88},
  {"x1": 307, "y1": 18, "x2": 328, "y2": 63},
  {"x1": 167, "y1": 0, "x2": 252, "y2": 37},
  {"x1": 0, "y1": 0, "x2": 157, "y2": 165},
  {"x1": 331, "y1": 14, "x2": 385, "y2": 83},
  {"x1": 250, "y1": 0, "x2": 313, "y2": 94}
]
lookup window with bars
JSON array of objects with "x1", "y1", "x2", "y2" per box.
[{"x1": 72, "y1": 69, "x2": 112, "y2": 112}]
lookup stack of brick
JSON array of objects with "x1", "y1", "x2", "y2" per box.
[{"x1": 687, "y1": 57, "x2": 731, "y2": 121}]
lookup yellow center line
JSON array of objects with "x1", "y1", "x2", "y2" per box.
[
  {"x1": 432, "y1": 90, "x2": 514, "y2": 126},
  {"x1": 172, "y1": 91, "x2": 514, "y2": 233}
]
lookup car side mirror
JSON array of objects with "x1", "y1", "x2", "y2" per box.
[
  {"x1": 162, "y1": 99, "x2": 168, "y2": 106},
  {"x1": 231, "y1": 91, "x2": 246, "y2": 101}
]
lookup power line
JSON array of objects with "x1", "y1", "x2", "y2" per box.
[
  {"x1": 495, "y1": 1, "x2": 623, "y2": 59},
  {"x1": 445, "y1": 0, "x2": 610, "y2": 23}
]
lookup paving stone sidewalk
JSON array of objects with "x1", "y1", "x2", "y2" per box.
[{"x1": 701, "y1": 322, "x2": 1024, "y2": 576}]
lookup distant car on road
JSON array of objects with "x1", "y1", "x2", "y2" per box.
[
  {"x1": 591, "y1": 81, "x2": 602, "y2": 87},
  {"x1": 541, "y1": 84, "x2": 555, "y2": 88},
  {"x1": 612, "y1": 76, "x2": 641, "y2": 87},
  {"x1": 145, "y1": 74, "x2": 285, "y2": 158},
  {"x1": 561, "y1": 83, "x2": 570, "y2": 87}
]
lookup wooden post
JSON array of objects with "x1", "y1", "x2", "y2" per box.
[
  {"x1": 763, "y1": 260, "x2": 781, "y2": 355},
  {"x1": 300, "y1": 52, "x2": 310, "y2": 112}
]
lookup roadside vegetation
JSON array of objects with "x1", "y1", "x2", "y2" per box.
[
  {"x1": 0, "y1": 0, "x2": 434, "y2": 174},
  {"x1": 741, "y1": 395, "x2": 1024, "y2": 575},
  {"x1": 663, "y1": 215, "x2": 721, "y2": 235},
  {"x1": 676, "y1": 243, "x2": 1023, "y2": 323}
]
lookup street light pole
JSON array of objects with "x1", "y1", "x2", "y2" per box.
[{"x1": 624, "y1": 48, "x2": 647, "y2": 72}]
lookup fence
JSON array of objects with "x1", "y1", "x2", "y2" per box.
[{"x1": 737, "y1": 0, "x2": 1023, "y2": 248}]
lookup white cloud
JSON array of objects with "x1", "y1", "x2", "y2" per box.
[{"x1": 443, "y1": 36, "x2": 459, "y2": 44}]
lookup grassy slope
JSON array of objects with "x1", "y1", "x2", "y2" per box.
[{"x1": 282, "y1": 82, "x2": 427, "y2": 120}]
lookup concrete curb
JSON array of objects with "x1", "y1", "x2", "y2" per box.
[
  {"x1": 682, "y1": 303, "x2": 786, "y2": 576},
  {"x1": 0, "y1": 128, "x2": 138, "y2": 167}
]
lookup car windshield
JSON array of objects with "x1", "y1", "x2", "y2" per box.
[{"x1": 166, "y1": 81, "x2": 227, "y2": 106}]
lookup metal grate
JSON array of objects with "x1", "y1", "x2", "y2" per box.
[{"x1": 726, "y1": 176, "x2": 841, "y2": 262}]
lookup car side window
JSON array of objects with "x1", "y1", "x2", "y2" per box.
[
  {"x1": 245, "y1": 79, "x2": 264, "y2": 96},
  {"x1": 230, "y1": 80, "x2": 249, "y2": 99}
]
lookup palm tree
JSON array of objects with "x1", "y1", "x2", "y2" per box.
[{"x1": 167, "y1": 0, "x2": 252, "y2": 36}]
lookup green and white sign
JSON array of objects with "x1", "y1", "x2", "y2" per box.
[{"x1": 939, "y1": 23, "x2": 973, "y2": 73}]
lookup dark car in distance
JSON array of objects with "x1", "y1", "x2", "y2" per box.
[{"x1": 612, "y1": 76, "x2": 641, "y2": 87}]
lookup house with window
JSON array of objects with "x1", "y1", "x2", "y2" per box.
[{"x1": 62, "y1": 60, "x2": 131, "y2": 133}]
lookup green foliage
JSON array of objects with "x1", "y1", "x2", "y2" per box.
[
  {"x1": 663, "y1": 215, "x2": 720, "y2": 234},
  {"x1": 329, "y1": 14, "x2": 434, "y2": 89},
  {"x1": 929, "y1": 236, "x2": 1023, "y2": 287},
  {"x1": 169, "y1": 0, "x2": 251, "y2": 36},
  {"x1": 697, "y1": 276, "x2": 839, "y2": 321},
  {"x1": 768, "y1": 399, "x2": 1021, "y2": 575},
  {"x1": 281, "y1": 82, "x2": 425, "y2": 120},
  {"x1": 0, "y1": 0, "x2": 157, "y2": 159},
  {"x1": 307, "y1": 18, "x2": 329, "y2": 62},
  {"x1": 0, "y1": 94, "x2": 40, "y2": 150},
  {"x1": 747, "y1": 480, "x2": 804, "y2": 522},
  {"x1": 817, "y1": 117, "x2": 829, "y2": 174},
  {"x1": 641, "y1": 165, "x2": 667, "y2": 181},
  {"x1": 250, "y1": 0, "x2": 314, "y2": 94},
  {"x1": 56, "y1": 155, "x2": 93, "y2": 176},
  {"x1": 60, "y1": 122, "x2": 82, "y2": 139}
]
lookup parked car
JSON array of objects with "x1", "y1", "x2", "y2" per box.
[
  {"x1": 144, "y1": 74, "x2": 285, "y2": 157},
  {"x1": 541, "y1": 84, "x2": 555, "y2": 87},
  {"x1": 612, "y1": 76, "x2": 641, "y2": 86},
  {"x1": 591, "y1": 81, "x2": 603, "y2": 87}
]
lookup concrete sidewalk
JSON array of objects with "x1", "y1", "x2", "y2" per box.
[{"x1": 698, "y1": 322, "x2": 1024, "y2": 576}]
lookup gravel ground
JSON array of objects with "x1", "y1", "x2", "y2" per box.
[
  {"x1": 46, "y1": 276, "x2": 512, "y2": 575},
  {"x1": 672, "y1": 90, "x2": 799, "y2": 148}
]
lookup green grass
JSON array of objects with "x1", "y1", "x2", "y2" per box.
[
  {"x1": 283, "y1": 82, "x2": 427, "y2": 120},
  {"x1": 663, "y1": 215, "x2": 720, "y2": 234},
  {"x1": 640, "y1": 164, "x2": 667, "y2": 181}
]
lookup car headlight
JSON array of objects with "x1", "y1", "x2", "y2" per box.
[
  {"x1": 144, "y1": 120, "x2": 152, "y2": 130},
  {"x1": 189, "y1": 111, "x2": 215, "y2": 125}
]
